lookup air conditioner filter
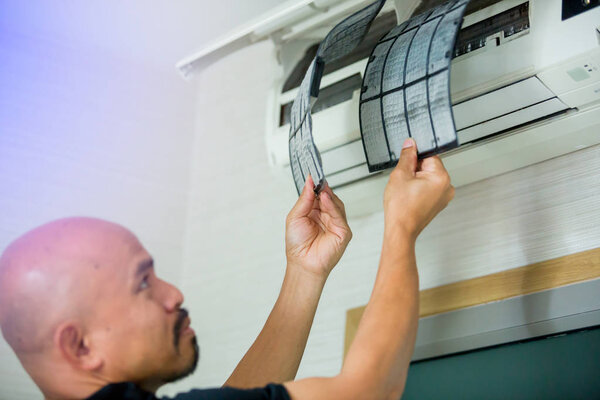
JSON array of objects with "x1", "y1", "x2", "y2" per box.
[
  {"x1": 288, "y1": 0, "x2": 469, "y2": 194},
  {"x1": 288, "y1": 0, "x2": 386, "y2": 195},
  {"x1": 360, "y1": 0, "x2": 469, "y2": 172}
]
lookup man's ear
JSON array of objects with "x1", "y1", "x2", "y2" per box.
[{"x1": 55, "y1": 322, "x2": 103, "y2": 371}]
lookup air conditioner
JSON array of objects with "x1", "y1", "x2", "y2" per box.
[{"x1": 178, "y1": 0, "x2": 600, "y2": 217}]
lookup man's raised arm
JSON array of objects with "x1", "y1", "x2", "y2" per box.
[
  {"x1": 225, "y1": 176, "x2": 352, "y2": 388},
  {"x1": 285, "y1": 138, "x2": 455, "y2": 399}
]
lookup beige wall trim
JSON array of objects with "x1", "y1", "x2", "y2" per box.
[{"x1": 344, "y1": 247, "x2": 600, "y2": 356}]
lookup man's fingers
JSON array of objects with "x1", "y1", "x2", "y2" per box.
[
  {"x1": 419, "y1": 155, "x2": 446, "y2": 173},
  {"x1": 395, "y1": 138, "x2": 418, "y2": 177},
  {"x1": 321, "y1": 184, "x2": 346, "y2": 218},
  {"x1": 319, "y1": 190, "x2": 350, "y2": 231},
  {"x1": 288, "y1": 176, "x2": 316, "y2": 220}
]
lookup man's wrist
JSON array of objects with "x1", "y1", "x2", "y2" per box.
[
  {"x1": 284, "y1": 262, "x2": 329, "y2": 289},
  {"x1": 383, "y1": 223, "x2": 417, "y2": 248},
  {"x1": 276, "y1": 264, "x2": 326, "y2": 319}
]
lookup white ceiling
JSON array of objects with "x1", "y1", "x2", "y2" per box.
[{"x1": 1, "y1": 0, "x2": 290, "y2": 72}]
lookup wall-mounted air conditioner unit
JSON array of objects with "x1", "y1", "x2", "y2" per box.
[
  {"x1": 178, "y1": 0, "x2": 600, "y2": 217},
  {"x1": 264, "y1": 0, "x2": 600, "y2": 216}
]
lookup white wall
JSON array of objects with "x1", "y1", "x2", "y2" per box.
[
  {"x1": 0, "y1": 25, "x2": 197, "y2": 399},
  {"x1": 1, "y1": 0, "x2": 289, "y2": 72},
  {"x1": 160, "y1": 41, "x2": 296, "y2": 396},
  {"x1": 168, "y1": 39, "x2": 600, "y2": 395}
]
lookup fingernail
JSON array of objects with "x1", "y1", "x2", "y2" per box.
[
  {"x1": 303, "y1": 175, "x2": 313, "y2": 195},
  {"x1": 403, "y1": 138, "x2": 414, "y2": 149}
]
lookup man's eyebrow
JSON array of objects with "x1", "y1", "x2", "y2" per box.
[{"x1": 135, "y1": 258, "x2": 154, "y2": 276}]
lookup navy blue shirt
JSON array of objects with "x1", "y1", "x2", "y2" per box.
[{"x1": 85, "y1": 382, "x2": 291, "y2": 400}]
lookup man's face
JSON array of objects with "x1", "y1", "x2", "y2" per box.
[{"x1": 86, "y1": 232, "x2": 198, "y2": 388}]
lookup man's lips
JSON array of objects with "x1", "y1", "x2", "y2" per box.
[
  {"x1": 174, "y1": 308, "x2": 193, "y2": 339},
  {"x1": 180, "y1": 316, "x2": 194, "y2": 336},
  {"x1": 174, "y1": 308, "x2": 195, "y2": 348}
]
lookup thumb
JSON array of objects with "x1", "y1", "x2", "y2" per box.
[
  {"x1": 288, "y1": 175, "x2": 316, "y2": 219},
  {"x1": 395, "y1": 138, "x2": 418, "y2": 176}
]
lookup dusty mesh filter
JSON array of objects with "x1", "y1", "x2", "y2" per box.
[
  {"x1": 288, "y1": 0, "x2": 386, "y2": 195},
  {"x1": 360, "y1": 0, "x2": 469, "y2": 172}
]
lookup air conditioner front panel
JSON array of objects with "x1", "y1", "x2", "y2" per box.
[
  {"x1": 265, "y1": 0, "x2": 600, "y2": 217},
  {"x1": 450, "y1": 0, "x2": 600, "y2": 102},
  {"x1": 444, "y1": 106, "x2": 600, "y2": 185},
  {"x1": 538, "y1": 48, "x2": 600, "y2": 108},
  {"x1": 457, "y1": 98, "x2": 568, "y2": 144},
  {"x1": 336, "y1": 105, "x2": 600, "y2": 217},
  {"x1": 321, "y1": 139, "x2": 366, "y2": 175},
  {"x1": 450, "y1": 39, "x2": 536, "y2": 102},
  {"x1": 559, "y1": 82, "x2": 600, "y2": 109},
  {"x1": 311, "y1": 92, "x2": 362, "y2": 150},
  {"x1": 327, "y1": 163, "x2": 373, "y2": 188},
  {"x1": 452, "y1": 77, "x2": 554, "y2": 130}
]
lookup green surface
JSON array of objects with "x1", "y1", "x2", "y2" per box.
[
  {"x1": 402, "y1": 327, "x2": 600, "y2": 400},
  {"x1": 567, "y1": 67, "x2": 591, "y2": 82}
]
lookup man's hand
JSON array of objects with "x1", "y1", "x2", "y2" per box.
[
  {"x1": 285, "y1": 139, "x2": 456, "y2": 400},
  {"x1": 285, "y1": 175, "x2": 352, "y2": 280},
  {"x1": 384, "y1": 138, "x2": 455, "y2": 242},
  {"x1": 225, "y1": 177, "x2": 350, "y2": 389}
]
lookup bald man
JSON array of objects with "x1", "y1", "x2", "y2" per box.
[{"x1": 0, "y1": 139, "x2": 454, "y2": 400}]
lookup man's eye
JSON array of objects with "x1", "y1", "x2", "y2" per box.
[{"x1": 139, "y1": 275, "x2": 150, "y2": 290}]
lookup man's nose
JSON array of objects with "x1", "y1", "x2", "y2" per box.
[{"x1": 158, "y1": 279, "x2": 184, "y2": 312}]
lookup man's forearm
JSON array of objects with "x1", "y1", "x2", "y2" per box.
[
  {"x1": 285, "y1": 231, "x2": 420, "y2": 399},
  {"x1": 342, "y1": 229, "x2": 419, "y2": 398},
  {"x1": 286, "y1": 142, "x2": 453, "y2": 399},
  {"x1": 224, "y1": 266, "x2": 325, "y2": 388}
]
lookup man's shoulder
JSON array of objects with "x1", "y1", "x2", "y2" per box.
[
  {"x1": 85, "y1": 382, "x2": 156, "y2": 400},
  {"x1": 164, "y1": 384, "x2": 291, "y2": 400},
  {"x1": 85, "y1": 383, "x2": 291, "y2": 400}
]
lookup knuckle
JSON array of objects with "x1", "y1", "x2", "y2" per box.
[
  {"x1": 405, "y1": 149, "x2": 417, "y2": 159},
  {"x1": 345, "y1": 231, "x2": 353, "y2": 244},
  {"x1": 434, "y1": 171, "x2": 450, "y2": 187},
  {"x1": 390, "y1": 169, "x2": 404, "y2": 180},
  {"x1": 449, "y1": 185, "x2": 456, "y2": 200},
  {"x1": 432, "y1": 174, "x2": 445, "y2": 187},
  {"x1": 443, "y1": 173, "x2": 451, "y2": 186}
]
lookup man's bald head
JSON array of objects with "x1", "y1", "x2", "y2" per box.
[
  {"x1": 0, "y1": 218, "x2": 198, "y2": 398},
  {"x1": 0, "y1": 218, "x2": 136, "y2": 353}
]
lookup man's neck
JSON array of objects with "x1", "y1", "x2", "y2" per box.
[
  {"x1": 139, "y1": 379, "x2": 162, "y2": 394},
  {"x1": 26, "y1": 358, "x2": 106, "y2": 400}
]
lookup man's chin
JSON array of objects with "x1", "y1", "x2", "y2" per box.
[{"x1": 163, "y1": 336, "x2": 200, "y2": 384}]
